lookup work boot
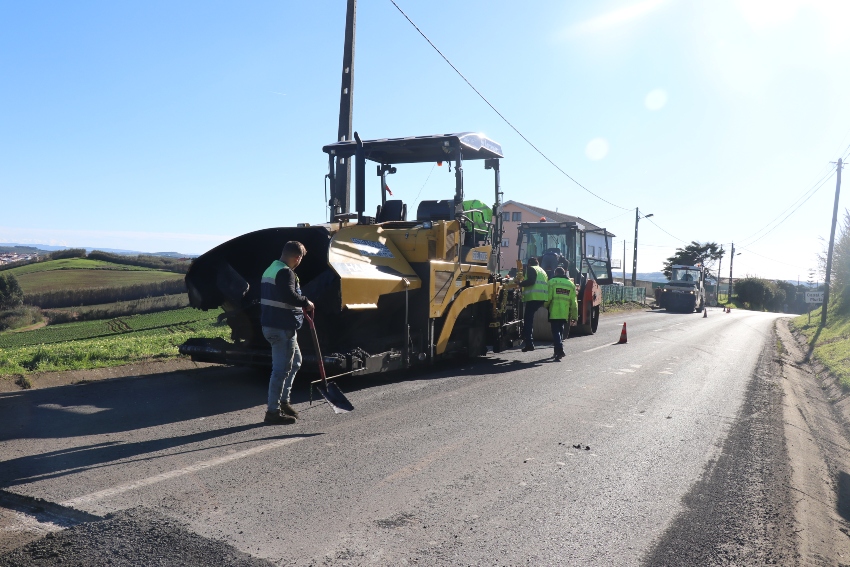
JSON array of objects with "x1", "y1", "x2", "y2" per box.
[
  {"x1": 264, "y1": 411, "x2": 296, "y2": 425},
  {"x1": 522, "y1": 343, "x2": 535, "y2": 352},
  {"x1": 280, "y1": 402, "x2": 299, "y2": 419}
]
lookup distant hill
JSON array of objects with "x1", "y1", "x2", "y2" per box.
[{"x1": 0, "y1": 243, "x2": 196, "y2": 258}]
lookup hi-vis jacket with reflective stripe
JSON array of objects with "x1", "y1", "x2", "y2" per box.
[
  {"x1": 522, "y1": 265, "x2": 549, "y2": 302},
  {"x1": 544, "y1": 276, "x2": 578, "y2": 321},
  {"x1": 260, "y1": 260, "x2": 304, "y2": 330}
]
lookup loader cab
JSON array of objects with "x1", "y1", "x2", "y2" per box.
[
  {"x1": 517, "y1": 221, "x2": 614, "y2": 284},
  {"x1": 517, "y1": 222, "x2": 583, "y2": 280}
]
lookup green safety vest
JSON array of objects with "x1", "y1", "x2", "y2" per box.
[
  {"x1": 544, "y1": 276, "x2": 578, "y2": 321},
  {"x1": 522, "y1": 265, "x2": 549, "y2": 302}
]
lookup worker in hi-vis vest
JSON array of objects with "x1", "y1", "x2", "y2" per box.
[
  {"x1": 544, "y1": 265, "x2": 578, "y2": 361},
  {"x1": 519, "y1": 256, "x2": 548, "y2": 352},
  {"x1": 260, "y1": 240, "x2": 314, "y2": 425}
]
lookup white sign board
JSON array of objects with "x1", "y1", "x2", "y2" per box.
[
  {"x1": 805, "y1": 291, "x2": 824, "y2": 304},
  {"x1": 611, "y1": 259, "x2": 622, "y2": 268}
]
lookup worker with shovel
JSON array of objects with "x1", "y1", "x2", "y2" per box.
[
  {"x1": 260, "y1": 241, "x2": 314, "y2": 425},
  {"x1": 544, "y1": 266, "x2": 578, "y2": 361}
]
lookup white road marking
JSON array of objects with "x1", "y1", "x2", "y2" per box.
[
  {"x1": 61, "y1": 436, "x2": 309, "y2": 507},
  {"x1": 583, "y1": 343, "x2": 614, "y2": 353},
  {"x1": 659, "y1": 371, "x2": 673, "y2": 375},
  {"x1": 630, "y1": 364, "x2": 642, "y2": 368},
  {"x1": 618, "y1": 369, "x2": 635, "y2": 373}
]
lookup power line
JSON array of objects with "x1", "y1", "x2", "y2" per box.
[
  {"x1": 740, "y1": 171, "x2": 835, "y2": 248},
  {"x1": 737, "y1": 167, "x2": 835, "y2": 246},
  {"x1": 643, "y1": 216, "x2": 687, "y2": 243},
  {"x1": 737, "y1": 246, "x2": 807, "y2": 271},
  {"x1": 388, "y1": 0, "x2": 631, "y2": 212}
]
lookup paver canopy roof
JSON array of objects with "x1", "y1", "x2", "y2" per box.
[{"x1": 322, "y1": 132, "x2": 503, "y2": 164}]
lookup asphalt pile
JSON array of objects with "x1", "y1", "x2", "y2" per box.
[{"x1": 0, "y1": 507, "x2": 274, "y2": 567}]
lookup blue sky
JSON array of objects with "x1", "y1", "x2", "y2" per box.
[{"x1": 2, "y1": 0, "x2": 848, "y2": 281}]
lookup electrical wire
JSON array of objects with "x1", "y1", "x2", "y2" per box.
[
  {"x1": 740, "y1": 171, "x2": 836, "y2": 248},
  {"x1": 737, "y1": 246, "x2": 807, "y2": 271},
  {"x1": 643, "y1": 216, "x2": 687, "y2": 244},
  {"x1": 388, "y1": 0, "x2": 631, "y2": 212},
  {"x1": 738, "y1": 167, "x2": 836, "y2": 247}
]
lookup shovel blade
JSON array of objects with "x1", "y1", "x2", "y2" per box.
[{"x1": 316, "y1": 381, "x2": 354, "y2": 414}]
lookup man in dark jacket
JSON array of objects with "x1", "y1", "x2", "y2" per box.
[{"x1": 260, "y1": 241, "x2": 314, "y2": 425}]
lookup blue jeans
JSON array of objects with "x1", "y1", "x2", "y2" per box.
[
  {"x1": 263, "y1": 326, "x2": 302, "y2": 412},
  {"x1": 550, "y1": 320, "x2": 566, "y2": 354},
  {"x1": 523, "y1": 300, "x2": 544, "y2": 346}
]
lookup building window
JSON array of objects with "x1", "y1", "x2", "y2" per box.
[
  {"x1": 511, "y1": 212, "x2": 522, "y2": 222},
  {"x1": 501, "y1": 238, "x2": 510, "y2": 247},
  {"x1": 589, "y1": 245, "x2": 595, "y2": 257}
]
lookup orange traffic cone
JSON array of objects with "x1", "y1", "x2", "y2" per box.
[
  {"x1": 617, "y1": 322, "x2": 628, "y2": 344},
  {"x1": 703, "y1": 308, "x2": 708, "y2": 318}
]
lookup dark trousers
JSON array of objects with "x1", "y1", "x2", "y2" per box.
[
  {"x1": 550, "y1": 320, "x2": 566, "y2": 354},
  {"x1": 523, "y1": 300, "x2": 544, "y2": 345}
]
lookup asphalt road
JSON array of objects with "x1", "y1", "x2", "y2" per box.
[{"x1": 0, "y1": 307, "x2": 793, "y2": 566}]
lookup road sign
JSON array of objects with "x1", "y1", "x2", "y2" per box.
[{"x1": 805, "y1": 291, "x2": 824, "y2": 304}]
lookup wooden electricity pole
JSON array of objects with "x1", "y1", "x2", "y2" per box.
[{"x1": 821, "y1": 158, "x2": 843, "y2": 327}]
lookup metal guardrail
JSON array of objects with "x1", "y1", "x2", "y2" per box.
[{"x1": 601, "y1": 285, "x2": 646, "y2": 304}]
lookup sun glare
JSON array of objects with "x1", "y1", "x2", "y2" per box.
[
  {"x1": 645, "y1": 89, "x2": 668, "y2": 111},
  {"x1": 585, "y1": 138, "x2": 610, "y2": 161}
]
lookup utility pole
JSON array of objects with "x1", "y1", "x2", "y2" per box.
[
  {"x1": 330, "y1": 0, "x2": 357, "y2": 218},
  {"x1": 631, "y1": 208, "x2": 653, "y2": 287},
  {"x1": 822, "y1": 158, "x2": 843, "y2": 327},
  {"x1": 716, "y1": 249, "x2": 723, "y2": 303},
  {"x1": 623, "y1": 239, "x2": 626, "y2": 283},
  {"x1": 728, "y1": 242, "x2": 736, "y2": 301}
]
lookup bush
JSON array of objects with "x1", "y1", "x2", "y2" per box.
[
  {"x1": 0, "y1": 305, "x2": 43, "y2": 331},
  {"x1": 0, "y1": 273, "x2": 24, "y2": 309}
]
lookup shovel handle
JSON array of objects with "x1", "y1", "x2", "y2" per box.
[{"x1": 302, "y1": 311, "x2": 327, "y2": 384}]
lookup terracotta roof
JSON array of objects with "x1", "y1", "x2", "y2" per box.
[{"x1": 503, "y1": 201, "x2": 615, "y2": 236}]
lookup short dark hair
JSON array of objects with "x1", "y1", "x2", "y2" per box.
[
  {"x1": 282, "y1": 241, "x2": 306, "y2": 258},
  {"x1": 559, "y1": 258, "x2": 570, "y2": 270},
  {"x1": 528, "y1": 257, "x2": 539, "y2": 266},
  {"x1": 554, "y1": 267, "x2": 566, "y2": 277}
]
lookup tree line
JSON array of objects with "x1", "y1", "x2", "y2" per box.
[
  {"x1": 87, "y1": 250, "x2": 191, "y2": 273},
  {"x1": 25, "y1": 280, "x2": 187, "y2": 309}
]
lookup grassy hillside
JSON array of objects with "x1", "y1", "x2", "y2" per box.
[
  {"x1": 8, "y1": 258, "x2": 183, "y2": 294},
  {"x1": 792, "y1": 304, "x2": 850, "y2": 388}
]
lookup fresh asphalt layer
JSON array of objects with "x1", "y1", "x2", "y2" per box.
[{"x1": 0, "y1": 307, "x2": 789, "y2": 565}]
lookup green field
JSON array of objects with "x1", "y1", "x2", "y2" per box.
[
  {"x1": 6, "y1": 258, "x2": 151, "y2": 276},
  {"x1": 10, "y1": 258, "x2": 184, "y2": 294},
  {"x1": 0, "y1": 307, "x2": 228, "y2": 375}
]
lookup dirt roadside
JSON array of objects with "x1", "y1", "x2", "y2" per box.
[{"x1": 777, "y1": 318, "x2": 850, "y2": 565}]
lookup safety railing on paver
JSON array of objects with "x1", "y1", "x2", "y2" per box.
[{"x1": 600, "y1": 285, "x2": 646, "y2": 304}]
